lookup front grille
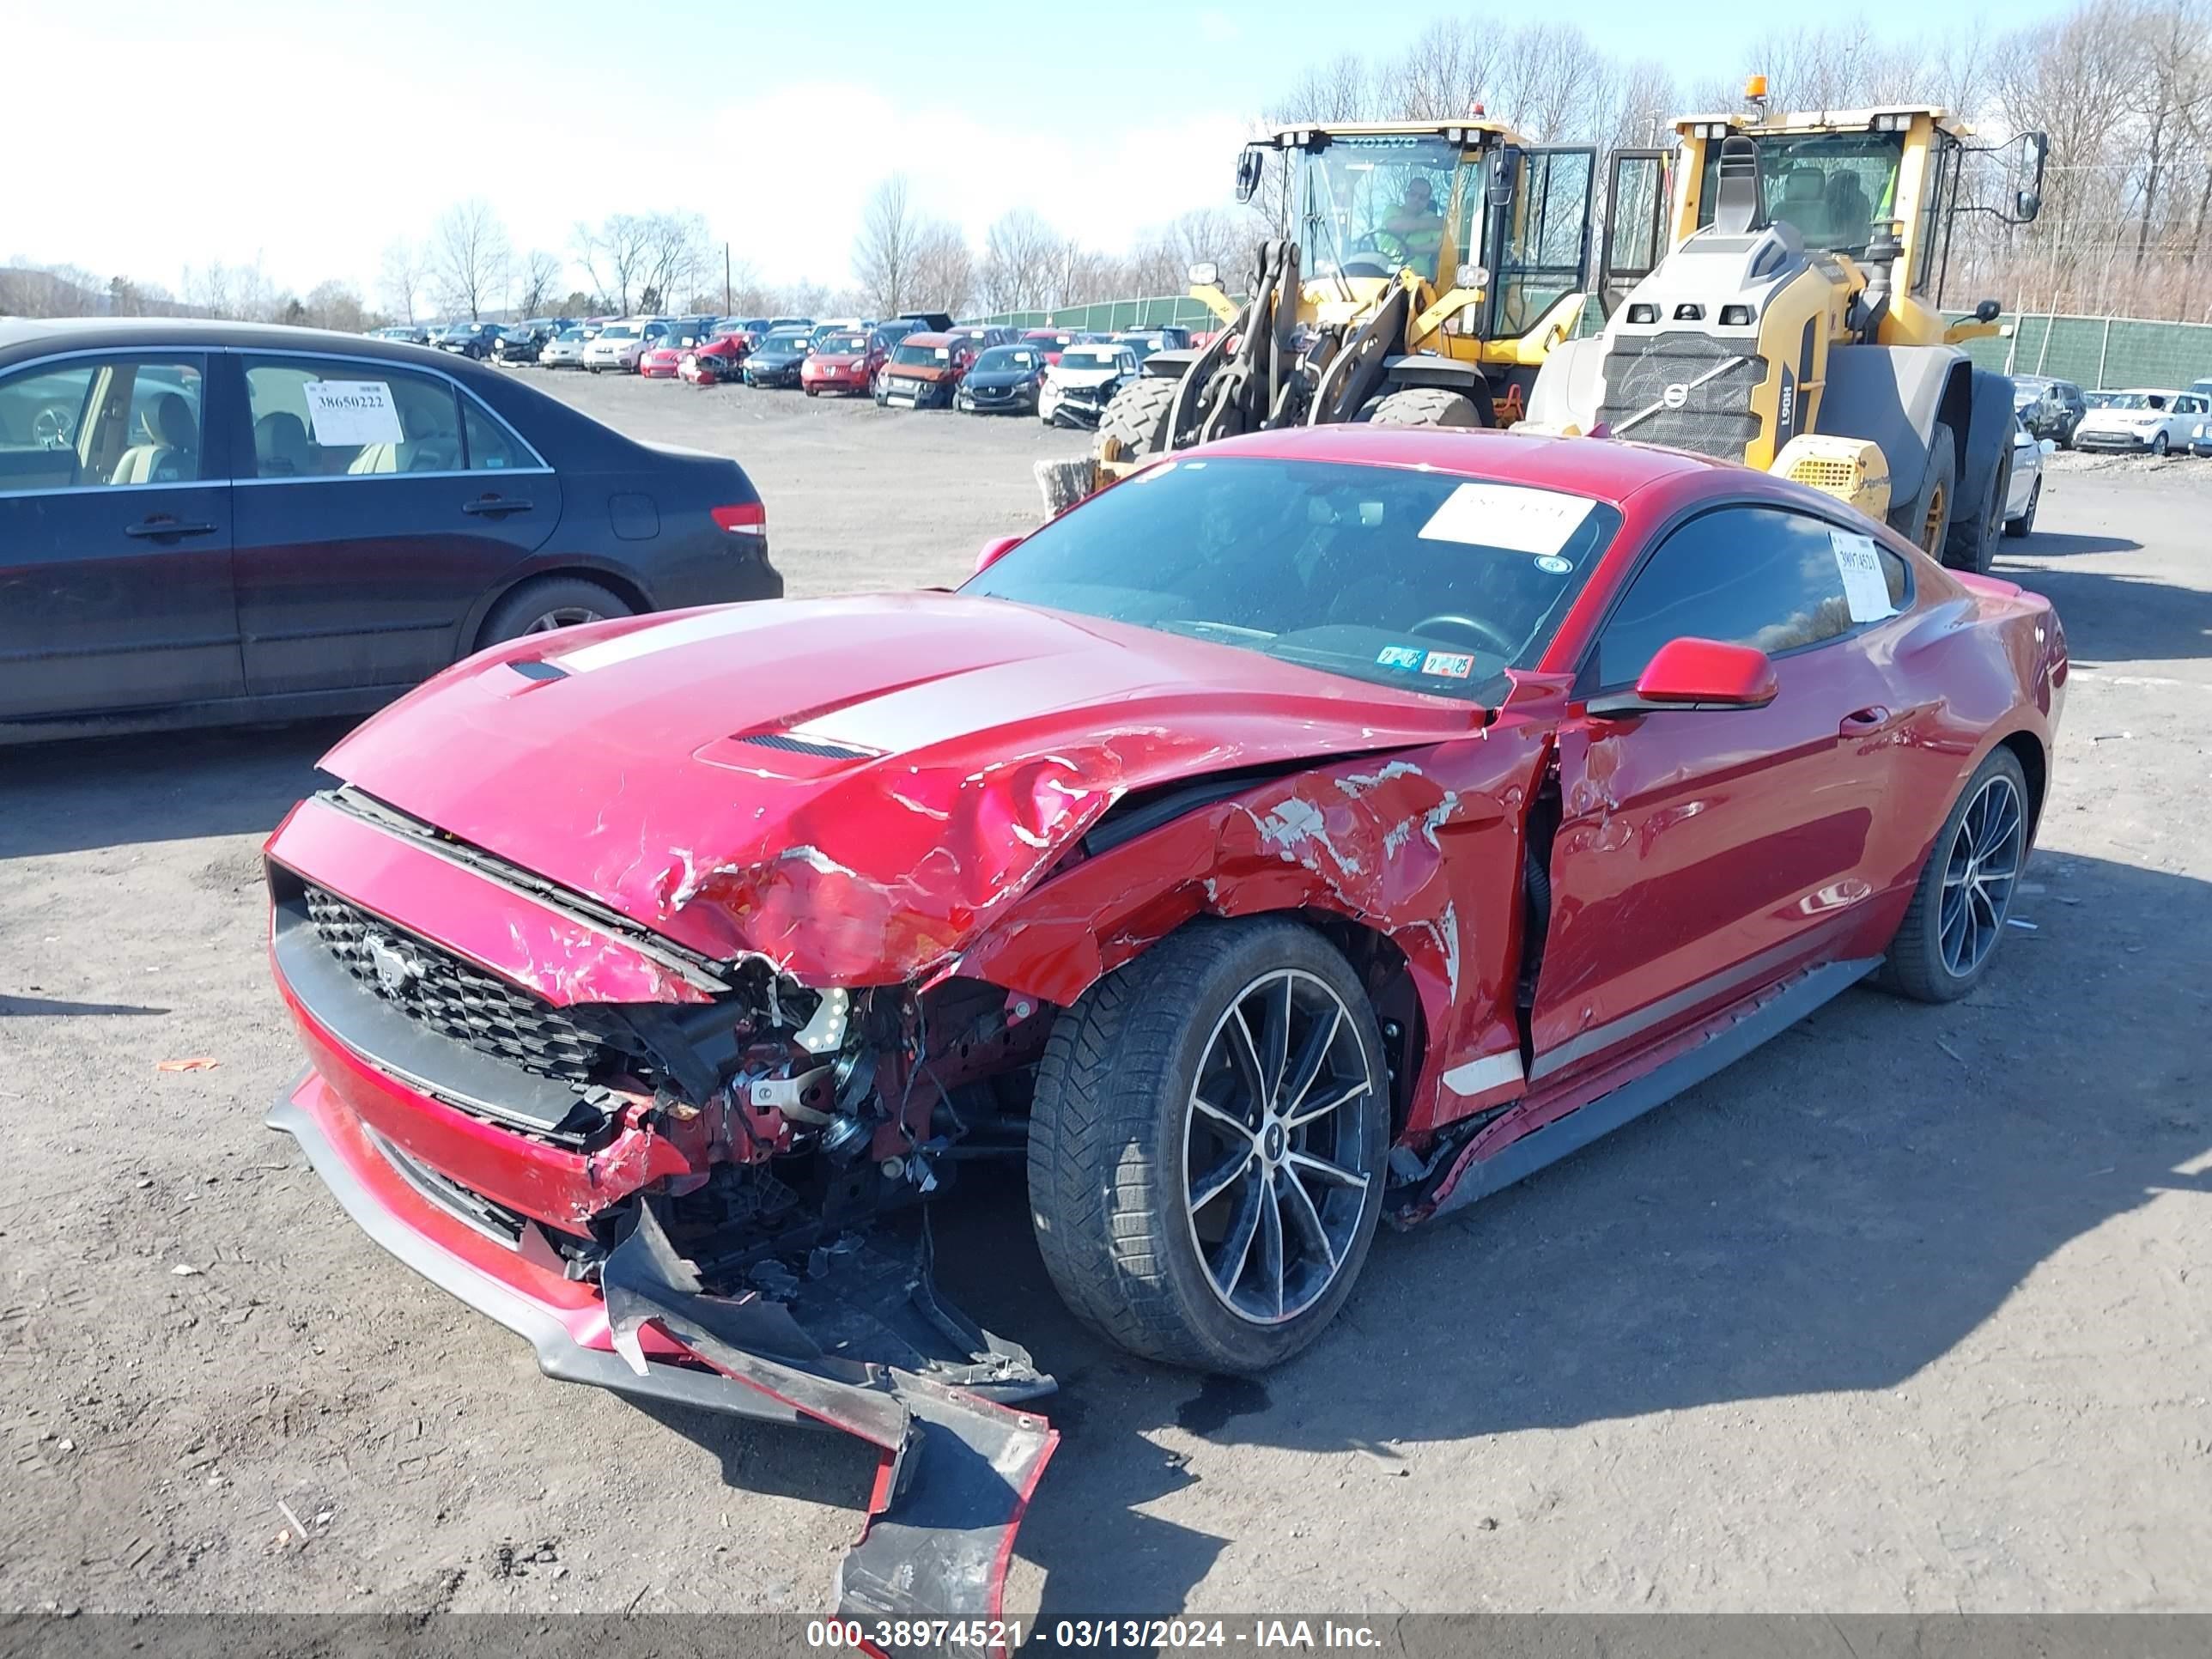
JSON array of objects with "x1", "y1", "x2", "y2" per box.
[
  {"x1": 1599, "y1": 332, "x2": 1765, "y2": 457},
  {"x1": 305, "y1": 885, "x2": 629, "y2": 1087},
  {"x1": 1785, "y1": 457, "x2": 1856, "y2": 491}
]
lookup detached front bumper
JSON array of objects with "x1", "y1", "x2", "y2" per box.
[{"x1": 270, "y1": 1070, "x2": 1058, "y2": 1650}]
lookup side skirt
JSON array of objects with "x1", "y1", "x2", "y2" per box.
[{"x1": 1408, "y1": 957, "x2": 1880, "y2": 1224}]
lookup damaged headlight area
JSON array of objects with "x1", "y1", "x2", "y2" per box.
[{"x1": 270, "y1": 850, "x2": 1061, "y2": 1639}]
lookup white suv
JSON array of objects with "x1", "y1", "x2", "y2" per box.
[
  {"x1": 582, "y1": 319, "x2": 671, "y2": 374},
  {"x1": 2071, "y1": 386, "x2": 2205, "y2": 457}
]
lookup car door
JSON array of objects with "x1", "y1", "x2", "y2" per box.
[
  {"x1": 1528, "y1": 503, "x2": 1911, "y2": 1089},
  {"x1": 226, "y1": 350, "x2": 560, "y2": 696},
  {"x1": 0, "y1": 350, "x2": 241, "y2": 721}
]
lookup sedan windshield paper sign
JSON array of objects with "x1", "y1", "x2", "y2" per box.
[
  {"x1": 1419, "y1": 482, "x2": 1594, "y2": 555},
  {"x1": 302, "y1": 381, "x2": 404, "y2": 447},
  {"x1": 1830, "y1": 529, "x2": 1895, "y2": 622}
]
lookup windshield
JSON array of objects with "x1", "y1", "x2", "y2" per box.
[
  {"x1": 1060, "y1": 349, "x2": 1121, "y2": 371},
  {"x1": 2011, "y1": 381, "x2": 2045, "y2": 407},
  {"x1": 2108, "y1": 392, "x2": 2167, "y2": 410},
  {"x1": 1292, "y1": 133, "x2": 1474, "y2": 283},
  {"x1": 963, "y1": 457, "x2": 1620, "y2": 697},
  {"x1": 555, "y1": 328, "x2": 585, "y2": 342},
  {"x1": 893, "y1": 342, "x2": 948, "y2": 366},
  {"x1": 763, "y1": 331, "x2": 811, "y2": 351},
  {"x1": 1695, "y1": 131, "x2": 1903, "y2": 258},
  {"x1": 600, "y1": 325, "x2": 640, "y2": 340},
  {"x1": 975, "y1": 347, "x2": 1039, "y2": 371},
  {"x1": 820, "y1": 333, "x2": 868, "y2": 353}
]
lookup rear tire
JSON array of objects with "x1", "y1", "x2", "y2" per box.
[
  {"x1": 1946, "y1": 437, "x2": 2009, "y2": 574},
  {"x1": 477, "y1": 576, "x2": 631, "y2": 650},
  {"x1": 2004, "y1": 476, "x2": 2040, "y2": 538},
  {"x1": 2152, "y1": 430, "x2": 2171, "y2": 457},
  {"x1": 1893, "y1": 422, "x2": 1957, "y2": 561},
  {"x1": 1366, "y1": 386, "x2": 1485, "y2": 428},
  {"x1": 1096, "y1": 376, "x2": 1177, "y2": 465},
  {"x1": 1027, "y1": 918, "x2": 1389, "y2": 1373},
  {"x1": 1876, "y1": 745, "x2": 2032, "y2": 1004}
]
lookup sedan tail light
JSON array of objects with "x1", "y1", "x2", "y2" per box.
[{"x1": 711, "y1": 502, "x2": 766, "y2": 537}]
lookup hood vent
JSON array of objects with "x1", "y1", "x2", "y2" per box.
[{"x1": 737, "y1": 731, "x2": 876, "y2": 761}]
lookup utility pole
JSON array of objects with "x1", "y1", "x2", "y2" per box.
[{"x1": 724, "y1": 244, "x2": 732, "y2": 314}]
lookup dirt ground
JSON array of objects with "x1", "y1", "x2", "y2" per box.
[{"x1": 2, "y1": 381, "x2": 2208, "y2": 1624}]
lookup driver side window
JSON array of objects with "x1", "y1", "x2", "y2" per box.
[{"x1": 1594, "y1": 506, "x2": 1906, "y2": 689}]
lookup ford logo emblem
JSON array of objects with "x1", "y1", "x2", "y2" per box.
[{"x1": 364, "y1": 933, "x2": 418, "y2": 995}]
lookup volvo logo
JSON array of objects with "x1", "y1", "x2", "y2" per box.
[
  {"x1": 364, "y1": 933, "x2": 419, "y2": 995},
  {"x1": 1662, "y1": 383, "x2": 1689, "y2": 410}
]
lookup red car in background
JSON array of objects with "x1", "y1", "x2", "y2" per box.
[
  {"x1": 262, "y1": 425, "x2": 2063, "y2": 1630},
  {"x1": 638, "y1": 325, "x2": 714, "y2": 380},
  {"x1": 800, "y1": 329, "x2": 882, "y2": 397},
  {"x1": 678, "y1": 335, "x2": 748, "y2": 386},
  {"x1": 1021, "y1": 326, "x2": 1092, "y2": 366}
]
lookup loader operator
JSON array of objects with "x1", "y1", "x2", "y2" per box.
[{"x1": 1382, "y1": 176, "x2": 1446, "y2": 264}]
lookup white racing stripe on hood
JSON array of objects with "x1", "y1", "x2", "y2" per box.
[{"x1": 551, "y1": 608, "x2": 761, "y2": 674}]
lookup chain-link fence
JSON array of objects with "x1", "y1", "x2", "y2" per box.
[{"x1": 974, "y1": 292, "x2": 2212, "y2": 394}]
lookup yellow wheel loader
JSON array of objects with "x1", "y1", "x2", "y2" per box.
[
  {"x1": 1039, "y1": 119, "x2": 1600, "y2": 509},
  {"x1": 1527, "y1": 88, "x2": 2048, "y2": 573}
]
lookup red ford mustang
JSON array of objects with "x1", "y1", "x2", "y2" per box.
[{"x1": 263, "y1": 427, "x2": 2064, "y2": 1634}]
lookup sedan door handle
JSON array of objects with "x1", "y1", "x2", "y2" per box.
[
  {"x1": 1839, "y1": 705, "x2": 1893, "y2": 733},
  {"x1": 461, "y1": 495, "x2": 532, "y2": 517},
  {"x1": 124, "y1": 516, "x2": 218, "y2": 539}
]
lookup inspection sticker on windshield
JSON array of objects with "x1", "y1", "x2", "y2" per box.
[
  {"x1": 1830, "y1": 529, "x2": 1895, "y2": 623},
  {"x1": 302, "y1": 380, "x2": 404, "y2": 447},
  {"x1": 1420, "y1": 651, "x2": 1474, "y2": 679},
  {"x1": 1376, "y1": 646, "x2": 1425, "y2": 670},
  {"x1": 1418, "y1": 481, "x2": 1594, "y2": 555}
]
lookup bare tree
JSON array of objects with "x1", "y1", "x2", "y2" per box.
[
  {"x1": 302, "y1": 279, "x2": 368, "y2": 332},
  {"x1": 980, "y1": 210, "x2": 1063, "y2": 312},
  {"x1": 431, "y1": 199, "x2": 510, "y2": 319},
  {"x1": 379, "y1": 240, "x2": 428, "y2": 324},
  {"x1": 514, "y1": 250, "x2": 564, "y2": 317},
  {"x1": 573, "y1": 214, "x2": 653, "y2": 314},
  {"x1": 853, "y1": 175, "x2": 924, "y2": 315},
  {"x1": 638, "y1": 212, "x2": 711, "y2": 314}
]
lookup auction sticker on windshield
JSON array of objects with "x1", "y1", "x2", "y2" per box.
[
  {"x1": 302, "y1": 381, "x2": 404, "y2": 447},
  {"x1": 1418, "y1": 481, "x2": 1594, "y2": 555},
  {"x1": 1829, "y1": 529, "x2": 1895, "y2": 622}
]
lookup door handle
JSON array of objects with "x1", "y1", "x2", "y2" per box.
[
  {"x1": 1839, "y1": 705, "x2": 1893, "y2": 734},
  {"x1": 124, "y1": 517, "x2": 217, "y2": 539},
  {"x1": 461, "y1": 496, "x2": 532, "y2": 517}
]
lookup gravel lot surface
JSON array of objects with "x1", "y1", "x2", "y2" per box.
[{"x1": 3, "y1": 383, "x2": 2207, "y2": 1623}]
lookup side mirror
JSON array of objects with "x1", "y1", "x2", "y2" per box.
[
  {"x1": 1587, "y1": 638, "x2": 1778, "y2": 718},
  {"x1": 1489, "y1": 147, "x2": 1522, "y2": 209},
  {"x1": 974, "y1": 534, "x2": 1022, "y2": 574},
  {"x1": 1973, "y1": 299, "x2": 2002, "y2": 324},
  {"x1": 2014, "y1": 189, "x2": 2042, "y2": 222},
  {"x1": 2039, "y1": 439, "x2": 2057, "y2": 455},
  {"x1": 1234, "y1": 147, "x2": 1264, "y2": 204}
]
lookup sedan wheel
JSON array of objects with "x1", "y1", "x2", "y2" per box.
[
  {"x1": 524, "y1": 605, "x2": 605, "y2": 633},
  {"x1": 1028, "y1": 918, "x2": 1388, "y2": 1371},
  {"x1": 477, "y1": 576, "x2": 632, "y2": 650}
]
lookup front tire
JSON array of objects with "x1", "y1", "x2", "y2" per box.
[
  {"x1": 1028, "y1": 919, "x2": 1389, "y2": 1372},
  {"x1": 1366, "y1": 386, "x2": 1485, "y2": 428},
  {"x1": 2004, "y1": 476, "x2": 2040, "y2": 538},
  {"x1": 1095, "y1": 376, "x2": 1177, "y2": 466},
  {"x1": 1946, "y1": 438, "x2": 2009, "y2": 574},
  {"x1": 1878, "y1": 746, "x2": 2032, "y2": 1004},
  {"x1": 1893, "y1": 421, "x2": 1958, "y2": 561},
  {"x1": 2153, "y1": 430, "x2": 2171, "y2": 457}
]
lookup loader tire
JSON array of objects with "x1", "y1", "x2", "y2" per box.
[
  {"x1": 1945, "y1": 435, "x2": 2009, "y2": 574},
  {"x1": 1366, "y1": 386, "x2": 1486, "y2": 428},
  {"x1": 1097, "y1": 376, "x2": 1177, "y2": 465},
  {"x1": 1892, "y1": 421, "x2": 1957, "y2": 561}
]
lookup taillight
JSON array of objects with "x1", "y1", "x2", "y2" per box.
[{"x1": 711, "y1": 502, "x2": 766, "y2": 537}]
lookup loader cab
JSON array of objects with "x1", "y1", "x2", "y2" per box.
[{"x1": 1255, "y1": 120, "x2": 1595, "y2": 344}]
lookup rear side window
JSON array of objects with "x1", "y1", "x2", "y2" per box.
[
  {"x1": 1594, "y1": 505, "x2": 1906, "y2": 689},
  {"x1": 462, "y1": 401, "x2": 531, "y2": 471},
  {"x1": 242, "y1": 356, "x2": 464, "y2": 478}
]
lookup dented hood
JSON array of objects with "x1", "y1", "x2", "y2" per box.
[{"x1": 319, "y1": 593, "x2": 1479, "y2": 983}]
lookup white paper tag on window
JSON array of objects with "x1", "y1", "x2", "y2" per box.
[
  {"x1": 1830, "y1": 529, "x2": 1894, "y2": 623},
  {"x1": 302, "y1": 380, "x2": 404, "y2": 447},
  {"x1": 1418, "y1": 482, "x2": 1594, "y2": 555}
]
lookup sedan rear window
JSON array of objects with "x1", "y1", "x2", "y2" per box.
[{"x1": 963, "y1": 456, "x2": 1620, "y2": 698}]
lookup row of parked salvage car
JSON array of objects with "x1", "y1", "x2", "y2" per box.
[{"x1": 2012, "y1": 374, "x2": 2212, "y2": 457}]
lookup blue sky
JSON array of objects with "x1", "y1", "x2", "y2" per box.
[{"x1": 12, "y1": 0, "x2": 2074, "y2": 305}]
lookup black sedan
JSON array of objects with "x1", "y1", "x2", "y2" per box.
[
  {"x1": 743, "y1": 328, "x2": 813, "y2": 388},
  {"x1": 955, "y1": 343, "x2": 1047, "y2": 415},
  {"x1": 0, "y1": 319, "x2": 781, "y2": 744},
  {"x1": 491, "y1": 326, "x2": 545, "y2": 366},
  {"x1": 434, "y1": 321, "x2": 505, "y2": 360}
]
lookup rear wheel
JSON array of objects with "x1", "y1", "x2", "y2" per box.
[
  {"x1": 1366, "y1": 386, "x2": 1485, "y2": 428},
  {"x1": 1946, "y1": 438, "x2": 2009, "y2": 574},
  {"x1": 2004, "y1": 475, "x2": 2040, "y2": 538},
  {"x1": 1893, "y1": 422, "x2": 1957, "y2": 561},
  {"x1": 2152, "y1": 430, "x2": 2171, "y2": 457},
  {"x1": 477, "y1": 576, "x2": 631, "y2": 650},
  {"x1": 1027, "y1": 919, "x2": 1389, "y2": 1372},
  {"x1": 1877, "y1": 745, "x2": 2031, "y2": 1004},
  {"x1": 1095, "y1": 376, "x2": 1177, "y2": 466}
]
